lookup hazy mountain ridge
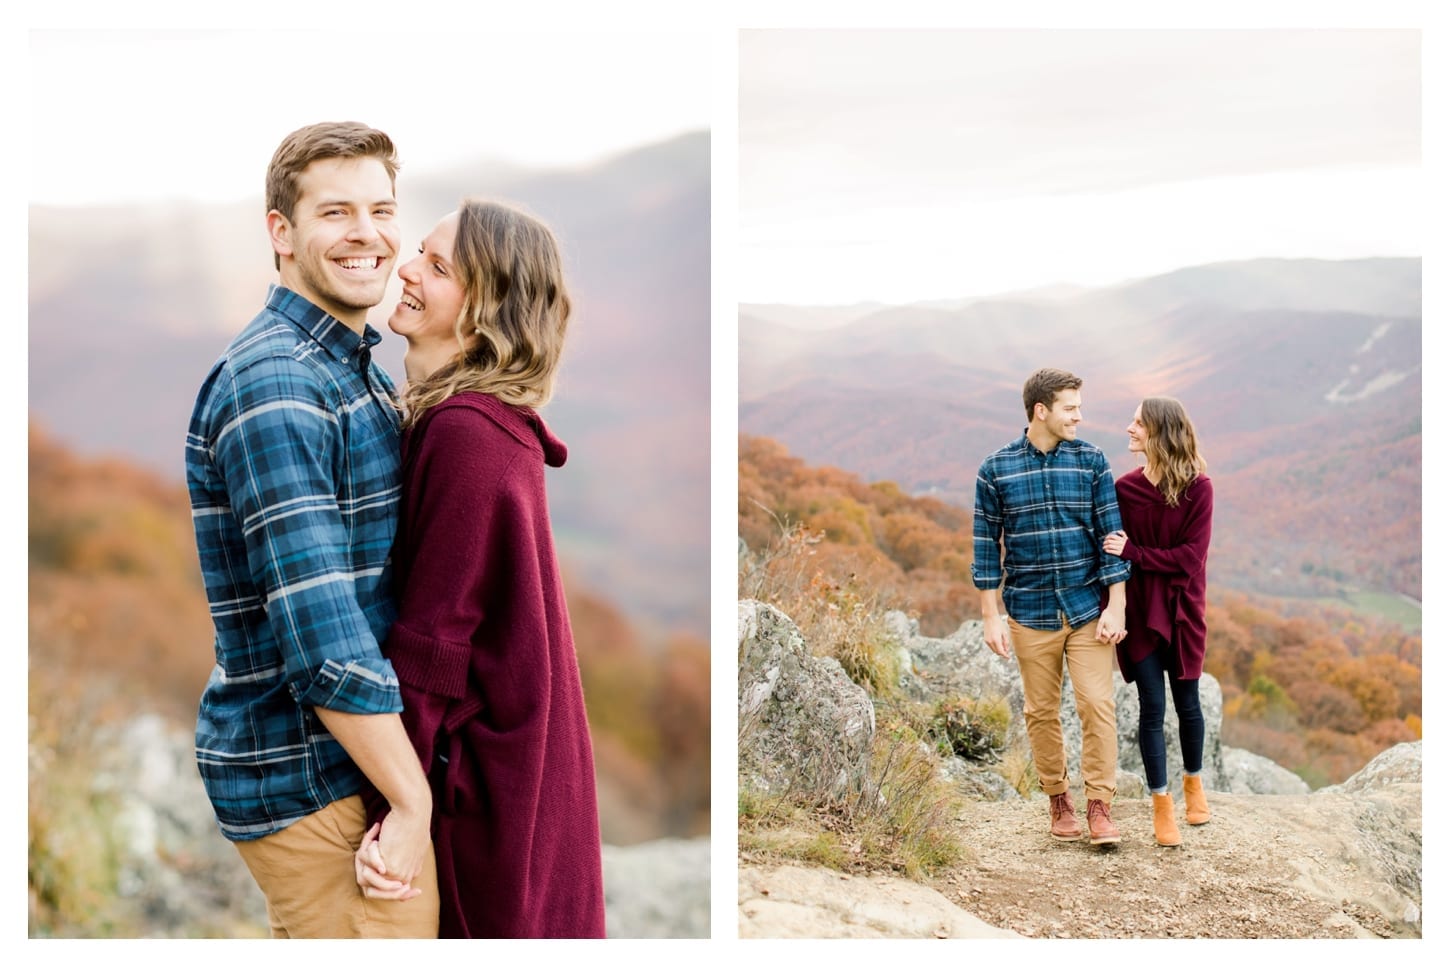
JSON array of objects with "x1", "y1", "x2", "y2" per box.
[
  {"x1": 739, "y1": 257, "x2": 1421, "y2": 601},
  {"x1": 29, "y1": 130, "x2": 710, "y2": 639}
]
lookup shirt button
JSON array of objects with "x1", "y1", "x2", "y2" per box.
[{"x1": 342, "y1": 356, "x2": 350, "y2": 363}]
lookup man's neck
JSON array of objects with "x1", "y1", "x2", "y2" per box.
[
  {"x1": 1026, "y1": 424, "x2": 1060, "y2": 454},
  {"x1": 276, "y1": 276, "x2": 368, "y2": 334}
]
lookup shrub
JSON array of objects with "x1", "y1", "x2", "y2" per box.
[{"x1": 930, "y1": 695, "x2": 1009, "y2": 762}]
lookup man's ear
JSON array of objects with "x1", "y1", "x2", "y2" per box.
[
  {"x1": 1032, "y1": 401, "x2": 1045, "y2": 422},
  {"x1": 266, "y1": 210, "x2": 294, "y2": 261}
]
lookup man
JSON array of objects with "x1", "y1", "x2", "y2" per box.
[
  {"x1": 185, "y1": 121, "x2": 437, "y2": 937},
  {"x1": 972, "y1": 368, "x2": 1130, "y2": 846}
]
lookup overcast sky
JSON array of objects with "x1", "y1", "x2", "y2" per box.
[
  {"x1": 29, "y1": 28, "x2": 711, "y2": 206},
  {"x1": 739, "y1": 28, "x2": 1422, "y2": 306}
]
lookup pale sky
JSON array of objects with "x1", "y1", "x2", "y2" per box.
[
  {"x1": 29, "y1": 27, "x2": 712, "y2": 206},
  {"x1": 740, "y1": 28, "x2": 1423, "y2": 306}
]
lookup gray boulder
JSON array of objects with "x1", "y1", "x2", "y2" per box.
[
  {"x1": 1320, "y1": 740, "x2": 1422, "y2": 794},
  {"x1": 739, "y1": 600, "x2": 876, "y2": 799},
  {"x1": 602, "y1": 837, "x2": 710, "y2": 938},
  {"x1": 1222, "y1": 746, "x2": 1312, "y2": 794}
]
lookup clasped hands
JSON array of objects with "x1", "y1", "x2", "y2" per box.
[{"x1": 354, "y1": 807, "x2": 430, "y2": 901}]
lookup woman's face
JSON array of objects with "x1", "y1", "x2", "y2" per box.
[
  {"x1": 388, "y1": 210, "x2": 467, "y2": 358},
  {"x1": 1126, "y1": 405, "x2": 1149, "y2": 454}
]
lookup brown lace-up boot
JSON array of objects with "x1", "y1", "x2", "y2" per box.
[
  {"x1": 1049, "y1": 791, "x2": 1082, "y2": 840},
  {"x1": 1087, "y1": 799, "x2": 1121, "y2": 845},
  {"x1": 1184, "y1": 774, "x2": 1210, "y2": 825},
  {"x1": 1152, "y1": 792, "x2": 1182, "y2": 846}
]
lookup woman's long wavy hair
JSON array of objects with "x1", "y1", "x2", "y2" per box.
[
  {"x1": 401, "y1": 199, "x2": 571, "y2": 427},
  {"x1": 1139, "y1": 396, "x2": 1207, "y2": 507}
]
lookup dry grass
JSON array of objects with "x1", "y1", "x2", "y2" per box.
[{"x1": 739, "y1": 517, "x2": 968, "y2": 879}]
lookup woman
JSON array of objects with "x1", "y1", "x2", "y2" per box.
[
  {"x1": 355, "y1": 199, "x2": 606, "y2": 937},
  {"x1": 1102, "y1": 397, "x2": 1213, "y2": 848}
]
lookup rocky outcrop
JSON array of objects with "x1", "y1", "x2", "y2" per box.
[
  {"x1": 738, "y1": 600, "x2": 1421, "y2": 939},
  {"x1": 1320, "y1": 740, "x2": 1422, "y2": 793},
  {"x1": 738, "y1": 864, "x2": 1019, "y2": 938},
  {"x1": 739, "y1": 600, "x2": 875, "y2": 798}
]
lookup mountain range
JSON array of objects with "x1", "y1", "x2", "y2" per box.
[
  {"x1": 740, "y1": 257, "x2": 1422, "y2": 601},
  {"x1": 28, "y1": 131, "x2": 710, "y2": 640}
]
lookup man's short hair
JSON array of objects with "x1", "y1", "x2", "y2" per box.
[
  {"x1": 264, "y1": 121, "x2": 400, "y2": 269},
  {"x1": 1022, "y1": 368, "x2": 1083, "y2": 421}
]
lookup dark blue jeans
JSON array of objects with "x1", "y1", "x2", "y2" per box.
[{"x1": 1131, "y1": 647, "x2": 1205, "y2": 792}]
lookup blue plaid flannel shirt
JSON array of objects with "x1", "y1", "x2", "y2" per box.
[
  {"x1": 186, "y1": 285, "x2": 404, "y2": 841},
  {"x1": 971, "y1": 431, "x2": 1131, "y2": 630}
]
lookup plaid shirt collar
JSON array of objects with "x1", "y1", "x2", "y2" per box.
[{"x1": 265, "y1": 283, "x2": 383, "y2": 365}]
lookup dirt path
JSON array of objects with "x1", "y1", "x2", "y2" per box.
[{"x1": 739, "y1": 785, "x2": 1421, "y2": 939}]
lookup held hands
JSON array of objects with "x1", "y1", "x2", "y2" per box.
[
  {"x1": 354, "y1": 803, "x2": 431, "y2": 901},
  {"x1": 1096, "y1": 604, "x2": 1126, "y2": 645},
  {"x1": 983, "y1": 614, "x2": 1013, "y2": 658},
  {"x1": 1102, "y1": 530, "x2": 1128, "y2": 557},
  {"x1": 355, "y1": 822, "x2": 416, "y2": 900}
]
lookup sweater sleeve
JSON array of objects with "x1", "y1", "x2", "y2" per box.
[{"x1": 1122, "y1": 476, "x2": 1214, "y2": 577}]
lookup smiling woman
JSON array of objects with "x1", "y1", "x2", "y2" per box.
[{"x1": 386, "y1": 210, "x2": 468, "y2": 381}]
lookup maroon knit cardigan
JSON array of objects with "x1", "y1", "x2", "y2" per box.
[
  {"x1": 1113, "y1": 468, "x2": 1214, "y2": 683},
  {"x1": 368, "y1": 391, "x2": 606, "y2": 938}
]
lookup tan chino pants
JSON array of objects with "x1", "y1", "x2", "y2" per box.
[
  {"x1": 1007, "y1": 615, "x2": 1118, "y2": 803},
  {"x1": 232, "y1": 794, "x2": 439, "y2": 938}
]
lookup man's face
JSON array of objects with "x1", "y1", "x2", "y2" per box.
[
  {"x1": 269, "y1": 156, "x2": 399, "y2": 330},
  {"x1": 1037, "y1": 388, "x2": 1082, "y2": 444}
]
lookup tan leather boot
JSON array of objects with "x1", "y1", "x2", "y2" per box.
[
  {"x1": 1049, "y1": 791, "x2": 1083, "y2": 840},
  {"x1": 1087, "y1": 799, "x2": 1121, "y2": 845},
  {"x1": 1152, "y1": 792, "x2": 1182, "y2": 846},
  {"x1": 1184, "y1": 774, "x2": 1210, "y2": 825}
]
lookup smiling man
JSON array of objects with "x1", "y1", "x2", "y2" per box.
[
  {"x1": 184, "y1": 122, "x2": 437, "y2": 938},
  {"x1": 972, "y1": 367, "x2": 1131, "y2": 848}
]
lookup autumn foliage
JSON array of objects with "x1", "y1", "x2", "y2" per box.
[
  {"x1": 740, "y1": 433, "x2": 980, "y2": 637},
  {"x1": 739, "y1": 433, "x2": 1421, "y2": 787}
]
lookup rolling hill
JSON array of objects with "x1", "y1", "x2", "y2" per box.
[{"x1": 740, "y1": 257, "x2": 1421, "y2": 602}]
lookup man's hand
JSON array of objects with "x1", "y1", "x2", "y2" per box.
[
  {"x1": 354, "y1": 821, "x2": 420, "y2": 900},
  {"x1": 983, "y1": 613, "x2": 1013, "y2": 658},
  {"x1": 311, "y1": 706, "x2": 433, "y2": 902},
  {"x1": 1096, "y1": 604, "x2": 1126, "y2": 644},
  {"x1": 371, "y1": 802, "x2": 431, "y2": 893}
]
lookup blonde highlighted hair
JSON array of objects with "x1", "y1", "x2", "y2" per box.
[
  {"x1": 401, "y1": 199, "x2": 571, "y2": 427},
  {"x1": 1139, "y1": 396, "x2": 1207, "y2": 507}
]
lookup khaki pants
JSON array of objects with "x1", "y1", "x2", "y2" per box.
[
  {"x1": 232, "y1": 794, "x2": 439, "y2": 938},
  {"x1": 1008, "y1": 615, "x2": 1118, "y2": 803}
]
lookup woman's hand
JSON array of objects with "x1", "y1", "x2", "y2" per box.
[
  {"x1": 354, "y1": 821, "x2": 422, "y2": 901},
  {"x1": 1102, "y1": 530, "x2": 1128, "y2": 557}
]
